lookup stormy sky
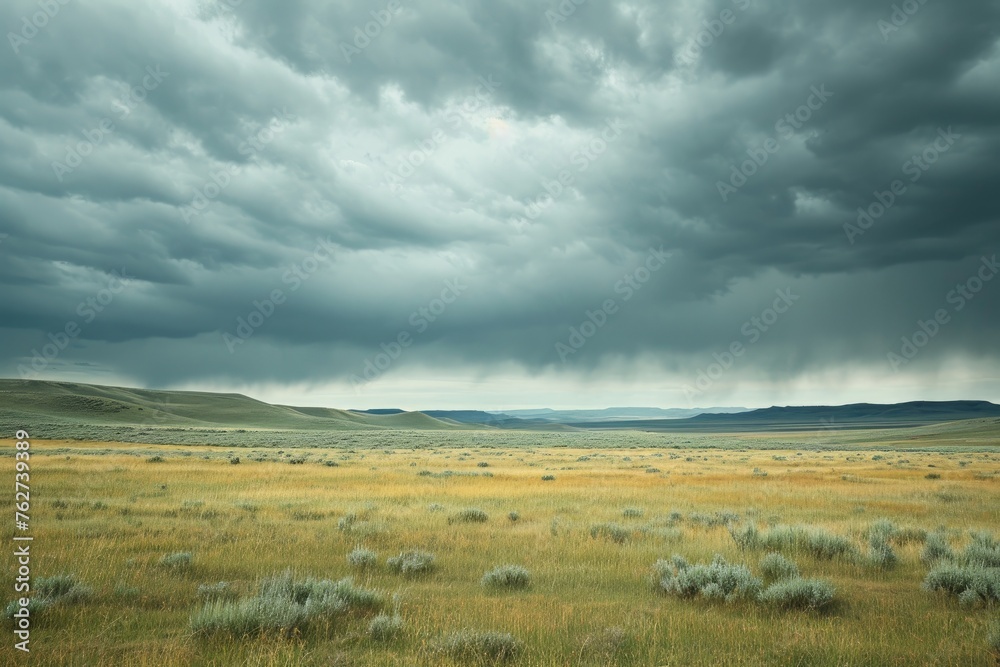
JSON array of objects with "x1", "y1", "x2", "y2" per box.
[{"x1": 1, "y1": 0, "x2": 999, "y2": 410}]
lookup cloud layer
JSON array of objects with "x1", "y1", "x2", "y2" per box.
[{"x1": 1, "y1": 0, "x2": 999, "y2": 408}]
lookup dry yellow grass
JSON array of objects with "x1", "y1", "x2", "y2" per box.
[{"x1": 3, "y1": 436, "x2": 999, "y2": 666}]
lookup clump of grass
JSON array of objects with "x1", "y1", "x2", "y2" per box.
[
  {"x1": 988, "y1": 624, "x2": 1000, "y2": 660},
  {"x1": 541, "y1": 474, "x2": 555, "y2": 481},
  {"x1": 688, "y1": 511, "x2": 740, "y2": 528},
  {"x1": 433, "y1": 629, "x2": 523, "y2": 664},
  {"x1": 36, "y1": 574, "x2": 93, "y2": 604},
  {"x1": 427, "y1": 503, "x2": 445, "y2": 512},
  {"x1": 578, "y1": 627, "x2": 634, "y2": 665},
  {"x1": 477, "y1": 461, "x2": 490, "y2": 467},
  {"x1": 508, "y1": 511, "x2": 520, "y2": 523},
  {"x1": 481, "y1": 565, "x2": 531, "y2": 591},
  {"x1": 197, "y1": 582, "x2": 237, "y2": 601},
  {"x1": 368, "y1": 613, "x2": 404, "y2": 641},
  {"x1": 758, "y1": 578, "x2": 836, "y2": 611},
  {"x1": 622, "y1": 507, "x2": 644, "y2": 519},
  {"x1": 386, "y1": 550, "x2": 436, "y2": 576},
  {"x1": 925, "y1": 473, "x2": 941, "y2": 480},
  {"x1": 893, "y1": 526, "x2": 927, "y2": 545},
  {"x1": 732, "y1": 524, "x2": 859, "y2": 561},
  {"x1": 337, "y1": 513, "x2": 357, "y2": 531},
  {"x1": 590, "y1": 522, "x2": 631, "y2": 545},
  {"x1": 347, "y1": 547, "x2": 378, "y2": 570},
  {"x1": 654, "y1": 554, "x2": 762, "y2": 602},
  {"x1": 867, "y1": 521, "x2": 899, "y2": 570},
  {"x1": 5, "y1": 574, "x2": 92, "y2": 621},
  {"x1": 113, "y1": 584, "x2": 140, "y2": 600},
  {"x1": 759, "y1": 553, "x2": 799, "y2": 581},
  {"x1": 449, "y1": 508, "x2": 489, "y2": 524},
  {"x1": 147, "y1": 455, "x2": 164, "y2": 463},
  {"x1": 159, "y1": 552, "x2": 193, "y2": 570}
]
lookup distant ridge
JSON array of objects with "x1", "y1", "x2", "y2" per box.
[
  {"x1": 573, "y1": 401, "x2": 1000, "y2": 432},
  {"x1": 1, "y1": 379, "x2": 997, "y2": 434}
]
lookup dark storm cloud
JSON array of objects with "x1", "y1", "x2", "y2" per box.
[{"x1": 0, "y1": 0, "x2": 998, "y2": 401}]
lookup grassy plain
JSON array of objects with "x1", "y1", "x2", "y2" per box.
[{"x1": 3, "y1": 428, "x2": 1000, "y2": 666}]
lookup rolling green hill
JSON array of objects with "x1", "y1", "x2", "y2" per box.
[{"x1": 0, "y1": 379, "x2": 463, "y2": 432}]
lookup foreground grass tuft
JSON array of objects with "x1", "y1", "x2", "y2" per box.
[
  {"x1": 190, "y1": 570, "x2": 382, "y2": 638},
  {"x1": 654, "y1": 554, "x2": 762, "y2": 602},
  {"x1": 386, "y1": 550, "x2": 436, "y2": 576},
  {"x1": 481, "y1": 565, "x2": 531, "y2": 591},
  {"x1": 433, "y1": 629, "x2": 523, "y2": 664},
  {"x1": 758, "y1": 578, "x2": 836, "y2": 611}
]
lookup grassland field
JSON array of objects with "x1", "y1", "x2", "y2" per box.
[{"x1": 3, "y1": 428, "x2": 1000, "y2": 666}]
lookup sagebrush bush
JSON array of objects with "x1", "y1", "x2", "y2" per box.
[
  {"x1": 159, "y1": 552, "x2": 193, "y2": 569},
  {"x1": 654, "y1": 554, "x2": 762, "y2": 602},
  {"x1": 923, "y1": 563, "x2": 1000, "y2": 605},
  {"x1": 508, "y1": 511, "x2": 520, "y2": 522},
  {"x1": 338, "y1": 513, "x2": 357, "y2": 531},
  {"x1": 4, "y1": 597, "x2": 53, "y2": 621},
  {"x1": 449, "y1": 508, "x2": 489, "y2": 524},
  {"x1": 759, "y1": 553, "x2": 799, "y2": 581},
  {"x1": 386, "y1": 550, "x2": 436, "y2": 576},
  {"x1": 962, "y1": 532, "x2": 1000, "y2": 568},
  {"x1": 868, "y1": 534, "x2": 898, "y2": 570},
  {"x1": 622, "y1": 507, "x2": 644, "y2": 519},
  {"x1": 347, "y1": 547, "x2": 378, "y2": 569},
  {"x1": 921, "y1": 531, "x2": 954, "y2": 565},
  {"x1": 541, "y1": 475, "x2": 555, "y2": 481},
  {"x1": 190, "y1": 570, "x2": 383, "y2": 637},
  {"x1": 433, "y1": 629, "x2": 523, "y2": 664},
  {"x1": 590, "y1": 522, "x2": 631, "y2": 544},
  {"x1": 868, "y1": 518, "x2": 898, "y2": 541},
  {"x1": 35, "y1": 574, "x2": 93, "y2": 602},
  {"x1": 197, "y1": 582, "x2": 237, "y2": 601},
  {"x1": 368, "y1": 613, "x2": 404, "y2": 641},
  {"x1": 729, "y1": 523, "x2": 760, "y2": 551},
  {"x1": 481, "y1": 565, "x2": 531, "y2": 591},
  {"x1": 759, "y1": 578, "x2": 836, "y2": 611}
]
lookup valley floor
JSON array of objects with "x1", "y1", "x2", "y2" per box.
[{"x1": 3, "y1": 434, "x2": 999, "y2": 666}]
